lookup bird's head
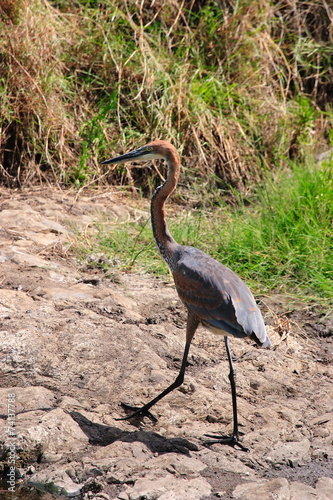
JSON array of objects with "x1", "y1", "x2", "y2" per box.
[{"x1": 100, "y1": 140, "x2": 179, "y2": 166}]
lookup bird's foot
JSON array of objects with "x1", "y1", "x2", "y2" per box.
[
  {"x1": 115, "y1": 402, "x2": 158, "y2": 423},
  {"x1": 204, "y1": 433, "x2": 249, "y2": 452}
]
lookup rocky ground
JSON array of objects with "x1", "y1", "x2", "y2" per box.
[{"x1": 0, "y1": 187, "x2": 332, "y2": 500}]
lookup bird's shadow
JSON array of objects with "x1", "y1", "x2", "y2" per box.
[{"x1": 69, "y1": 410, "x2": 198, "y2": 456}]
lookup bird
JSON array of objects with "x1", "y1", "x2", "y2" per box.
[{"x1": 101, "y1": 140, "x2": 271, "y2": 451}]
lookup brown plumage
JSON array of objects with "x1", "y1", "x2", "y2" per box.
[{"x1": 101, "y1": 140, "x2": 271, "y2": 451}]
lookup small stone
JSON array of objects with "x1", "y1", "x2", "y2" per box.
[
  {"x1": 91, "y1": 494, "x2": 110, "y2": 500},
  {"x1": 289, "y1": 481, "x2": 318, "y2": 500},
  {"x1": 264, "y1": 439, "x2": 311, "y2": 466},
  {"x1": 316, "y1": 477, "x2": 333, "y2": 499},
  {"x1": 232, "y1": 478, "x2": 289, "y2": 499},
  {"x1": 29, "y1": 466, "x2": 84, "y2": 497},
  {"x1": 116, "y1": 493, "x2": 129, "y2": 500},
  {"x1": 40, "y1": 452, "x2": 62, "y2": 463},
  {"x1": 122, "y1": 476, "x2": 211, "y2": 500},
  {"x1": 106, "y1": 472, "x2": 128, "y2": 485}
]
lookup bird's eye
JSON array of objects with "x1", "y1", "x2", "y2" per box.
[{"x1": 146, "y1": 147, "x2": 153, "y2": 152}]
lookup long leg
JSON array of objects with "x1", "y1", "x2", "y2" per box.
[
  {"x1": 205, "y1": 336, "x2": 249, "y2": 451},
  {"x1": 116, "y1": 311, "x2": 199, "y2": 422},
  {"x1": 225, "y1": 336, "x2": 242, "y2": 443}
]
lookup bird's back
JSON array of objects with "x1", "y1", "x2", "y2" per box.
[{"x1": 171, "y1": 245, "x2": 271, "y2": 347}]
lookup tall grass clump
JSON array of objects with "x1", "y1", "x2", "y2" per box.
[
  {"x1": 0, "y1": 0, "x2": 77, "y2": 185},
  {"x1": 1, "y1": 0, "x2": 333, "y2": 194},
  {"x1": 84, "y1": 157, "x2": 332, "y2": 302},
  {"x1": 214, "y1": 160, "x2": 333, "y2": 299}
]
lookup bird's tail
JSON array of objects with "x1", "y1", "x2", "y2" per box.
[{"x1": 261, "y1": 336, "x2": 272, "y2": 348}]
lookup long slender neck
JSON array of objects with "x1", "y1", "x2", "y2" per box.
[{"x1": 151, "y1": 153, "x2": 180, "y2": 267}]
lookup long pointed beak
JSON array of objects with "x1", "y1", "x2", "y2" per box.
[{"x1": 100, "y1": 146, "x2": 148, "y2": 165}]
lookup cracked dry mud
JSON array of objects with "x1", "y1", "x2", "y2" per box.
[{"x1": 0, "y1": 187, "x2": 332, "y2": 500}]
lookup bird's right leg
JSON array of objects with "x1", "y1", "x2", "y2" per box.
[
  {"x1": 117, "y1": 342, "x2": 190, "y2": 422},
  {"x1": 116, "y1": 311, "x2": 199, "y2": 423},
  {"x1": 205, "y1": 336, "x2": 249, "y2": 451}
]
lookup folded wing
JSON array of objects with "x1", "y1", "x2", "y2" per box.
[{"x1": 172, "y1": 246, "x2": 270, "y2": 346}]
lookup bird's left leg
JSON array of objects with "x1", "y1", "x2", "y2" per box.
[
  {"x1": 205, "y1": 336, "x2": 249, "y2": 452},
  {"x1": 116, "y1": 311, "x2": 199, "y2": 423}
]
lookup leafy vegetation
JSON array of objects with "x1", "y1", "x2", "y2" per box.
[
  {"x1": 1, "y1": 0, "x2": 332, "y2": 302},
  {"x1": 0, "y1": 0, "x2": 332, "y2": 192},
  {"x1": 82, "y1": 156, "x2": 333, "y2": 302}
]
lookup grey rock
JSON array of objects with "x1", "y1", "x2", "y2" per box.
[
  {"x1": 0, "y1": 386, "x2": 56, "y2": 414},
  {"x1": 0, "y1": 289, "x2": 37, "y2": 312},
  {"x1": 0, "y1": 406, "x2": 89, "y2": 456},
  {"x1": 33, "y1": 284, "x2": 99, "y2": 303},
  {"x1": 289, "y1": 480, "x2": 323, "y2": 500},
  {"x1": 315, "y1": 477, "x2": 333, "y2": 499},
  {"x1": 264, "y1": 439, "x2": 311, "y2": 466},
  {"x1": 122, "y1": 475, "x2": 212, "y2": 500},
  {"x1": 232, "y1": 478, "x2": 290, "y2": 499},
  {"x1": 92, "y1": 494, "x2": 110, "y2": 500},
  {"x1": 29, "y1": 464, "x2": 84, "y2": 497},
  {"x1": 0, "y1": 188, "x2": 332, "y2": 500},
  {"x1": 7, "y1": 246, "x2": 59, "y2": 268}
]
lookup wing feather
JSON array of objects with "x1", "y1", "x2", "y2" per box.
[{"x1": 172, "y1": 246, "x2": 269, "y2": 345}]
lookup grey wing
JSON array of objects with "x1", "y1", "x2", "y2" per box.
[{"x1": 172, "y1": 247, "x2": 270, "y2": 346}]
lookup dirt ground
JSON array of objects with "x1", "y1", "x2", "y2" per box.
[{"x1": 0, "y1": 187, "x2": 332, "y2": 500}]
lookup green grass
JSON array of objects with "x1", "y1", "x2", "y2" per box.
[
  {"x1": 81, "y1": 157, "x2": 332, "y2": 304},
  {"x1": 216, "y1": 160, "x2": 333, "y2": 298}
]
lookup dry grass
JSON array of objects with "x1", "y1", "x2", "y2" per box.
[
  {"x1": 0, "y1": 1, "x2": 78, "y2": 185},
  {"x1": 0, "y1": 0, "x2": 332, "y2": 195}
]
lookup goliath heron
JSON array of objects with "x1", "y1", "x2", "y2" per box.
[{"x1": 101, "y1": 140, "x2": 271, "y2": 451}]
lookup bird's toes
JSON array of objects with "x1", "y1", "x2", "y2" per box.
[
  {"x1": 203, "y1": 433, "x2": 249, "y2": 452},
  {"x1": 115, "y1": 402, "x2": 158, "y2": 423}
]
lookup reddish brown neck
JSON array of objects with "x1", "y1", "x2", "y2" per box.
[{"x1": 150, "y1": 149, "x2": 180, "y2": 266}]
